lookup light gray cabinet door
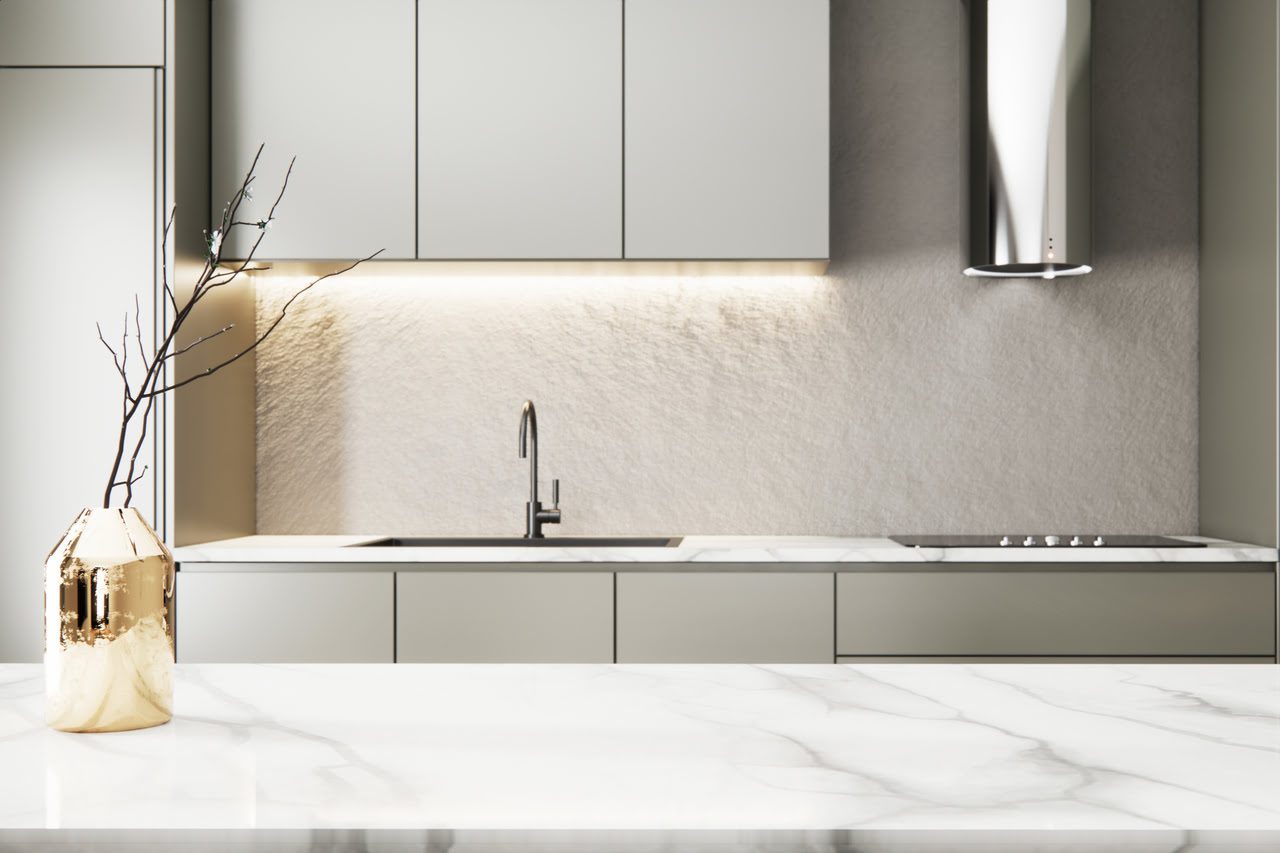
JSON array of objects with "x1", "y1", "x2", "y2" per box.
[
  {"x1": 418, "y1": 0, "x2": 622, "y2": 259},
  {"x1": 0, "y1": 0, "x2": 164, "y2": 66},
  {"x1": 624, "y1": 0, "x2": 829, "y2": 259},
  {"x1": 0, "y1": 69, "x2": 157, "y2": 663},
  {"x1": 396, "y1": 572, "x2": 613, "y2": 662},
  {"x1": 176, "y1": 571, "x2": 394, "y2": 662},
  {"x1": 616, "y1": 573, "x2": 833, "y2": 663},
  {"x1": 836, "y1": 570, "x2": 1277, "y2": 657},
  {"x1": 212, "y1": 0, "x2": 415, "y2": 259}
]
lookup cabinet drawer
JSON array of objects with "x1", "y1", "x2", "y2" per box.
[
  {"x1": 617, "y1": 573, "x2": 833, "y2": 663},
  {"x1": 176, "y1": 571, "x2": 394, "y2": 663},
  {"x1": 396, "y1": 572, "x2": 613, "y2": 663},
  {"x1": 836, "y1": 570, "x2": 1276, "y2": 657}
]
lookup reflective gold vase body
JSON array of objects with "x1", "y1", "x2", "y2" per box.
[{"x1": 44, "y1": 507, "x2": 175, "y2": 732}]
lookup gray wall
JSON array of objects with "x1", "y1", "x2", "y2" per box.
[
  {"x1": 1199, "y1": 0, "x2": 1278, "y2": 548},
  {"x1": 254, "y1": 0, "x2": 1201, "y2": 537}
]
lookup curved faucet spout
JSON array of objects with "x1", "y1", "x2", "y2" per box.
[
  {"x1": 516, "y1": 400, "x2": 560, "y2": 538},
  {"x1": 518, "y1": 400, "x2": 536, "y2": 458},
  {"x1": 518, "y1": 400, "x2": 538, "y2": 504}
]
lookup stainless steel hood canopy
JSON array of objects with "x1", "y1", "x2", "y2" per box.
[{"x1": 966, "y1": 0, "x2": 1091, "y2": 279}]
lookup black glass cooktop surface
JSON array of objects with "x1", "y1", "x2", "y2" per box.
[{"x1": 889, "y1": 535, "x2": 1205, "y2": 548}]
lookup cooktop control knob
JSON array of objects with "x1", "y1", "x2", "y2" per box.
[
  {"x1": 1045, "y1": 535, "x2": 1060, "y2": 547},
  {"x1": 999, "y1": 536, "x2": 1011, "y2": 547},
  {"x1": 1023, "y1": 536, "x2": 1036, "y2": 547},
  {"x1": 1070, "y1": 535, "x2": 1083, "y2": 547},
  {"x1": 1093, "y1": 535, "x2": 1106, "y2": 547}
]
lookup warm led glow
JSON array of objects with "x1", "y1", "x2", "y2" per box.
[
  {"x1": 228, "y1": 259, "x2": 829, "y2": 278},
  {"x1": 248, "y1": 266, "x2": 831, "y2": 306}
]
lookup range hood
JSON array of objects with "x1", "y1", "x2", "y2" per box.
[{"x1": 965, "y1": 0, "x2": 1092, "y2": 279}]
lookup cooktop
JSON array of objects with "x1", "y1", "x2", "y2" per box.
[{"x1": 889, "y1": 534, "x2": 1206, "y2": 548}]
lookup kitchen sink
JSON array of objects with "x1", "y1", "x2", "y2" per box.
[{"x1": 356, "y1": 536, "x2": 683, "y2": 548}]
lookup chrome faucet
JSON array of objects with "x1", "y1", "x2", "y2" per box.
[{"x1": 518, "y1": 400, "x2": 561, "y2": 538}]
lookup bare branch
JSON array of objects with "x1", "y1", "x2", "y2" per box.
[
  {"x1": 102, "y1": 145, "x2": 373, "y2": 507},
  {"x1": 111, "y1": 465, "x2": 147, "y2": 491},
  {"x1": 147, "y1": 249, "x2": 382, "y2": 397},
  {"x1": 161, "y1": 206, "x2": 177, "y2": 314},
  {"x1": 121, "y1": 389, "x2": 154, "y2": 508},
  {"x1": 202, "y1": 145, "x2": 266, "y2": 278},
  {"x1": 120, "y1": 313, "x2": 129, "y2": 383},
  {"x1": 223, "y1": 146, "x2": 263, "y2": 230},
  {"x1": 195, "y1": 156, "x2": 294, "y2": 303},
  {"x1": 165, "y1": 323, "x2": 235, "y2": 360},
  {"x1": 102, "y1": 149, "x2": 267, "y2": 507},
  {"x1": 96, "y1": 322, "x2": 127, "y2": 386},
  {"x1": 133, "y1": 293, "x2": 151, "y2": 375}
]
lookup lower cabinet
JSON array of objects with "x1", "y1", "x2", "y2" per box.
[
  {"x1": 176, "y1": 571, "x2": 394, "y2": 663},
  {"x1": 395, "y1": 572, "x2": 613, "y2": 663},
  {"x1": 836, "y1": 569, "x2": 1277, "y2": 657},
  {"x1": 616, "y1": 572, "x2": 833, "y2": 663},
  {"x1": 173, "y1": 564, "x2": 1276, "y2": 664}
]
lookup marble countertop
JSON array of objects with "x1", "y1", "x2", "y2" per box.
[
  {"x1": 172, "y1": 534, "x2": 1280, "y2": 564},
  {"x1": 1, "y1": 663, "x2": 1278, "y2": 848}
]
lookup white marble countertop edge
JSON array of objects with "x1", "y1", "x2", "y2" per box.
[{"x1": 172, "y1": 535, "x2": 1280, "y2": 564}]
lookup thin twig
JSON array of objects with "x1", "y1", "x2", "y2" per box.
[
  {"x1": 111, "y1": 465, "x2": 147, "y2": 489},
  {"x1": 121, "y1": 389, "x2": 154, "y2": 508},
  {"x1": 197, "y1": 157, "x2": 294, "y2": 301},
  {"x1": 148, "y1": 249, "x2": 381, "y2": 397},
  {"x1": 101, "y1": 145, "x2": 375, "y2": 507},
  {"x1": 100, "y1": 153, "x2": 263, "y2": 507},
  {"x1": 120, "y1": 314, "x2": 129, "y2": 384},
  {"x1": 160, "y1": 207, "x2": 177, "y2": 314},
  {"x1": 96, "y1": 322, "x2": 128, "y2": 388},
  {"x1": 165, "y1": 323, "x2": 235, "y2": 360},
  {"x1": 133, "y1": 294, "x2": 150, "y2": 375}
]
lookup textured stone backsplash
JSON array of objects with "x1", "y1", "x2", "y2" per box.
[{"x1": 255, "y1": 0, "x2": 1198, "y2": 536}]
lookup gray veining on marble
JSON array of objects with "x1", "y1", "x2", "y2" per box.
[{"x1": 1, "y1": 663, "x2": 1277, "y2": 851}]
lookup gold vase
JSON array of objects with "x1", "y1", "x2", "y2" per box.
[{"x1": 44, "y1": 507, "x2": 175, "y2": 732}]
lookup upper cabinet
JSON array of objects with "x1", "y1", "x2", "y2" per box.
[
  {"x1": 624, "y1": 0, "x2": 829, "y2": 260},
  {"x1": 212, "y1": 0, "x2": 416, "y2": 260},
  {"x1": 0, "y1": 0, "x2": 164, "y2": 67},
  {"x1": 418, "y1": 0, "x2": 622, "y2": 259},
  {"x1": 210, "y1": 0, "x2": 827, "y2": 263}
]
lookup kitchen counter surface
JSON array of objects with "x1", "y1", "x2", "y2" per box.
[
  {"x1": 1, "y1": 663, "x2": 1278, "y2": 850},
  {"x1": 172, "y1": 534, "x2": 1279, "y2": 565}
]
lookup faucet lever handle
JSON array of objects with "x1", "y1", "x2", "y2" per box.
[{"x1": 552, "y1": 479, "x2": 559, "y2": 509}]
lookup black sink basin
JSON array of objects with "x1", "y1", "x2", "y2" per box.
[{"x1": 357, "y1": 536, "x2": 683, "y2": 548}]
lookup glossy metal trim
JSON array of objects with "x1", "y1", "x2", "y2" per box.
[{"x1": 967, "y1": 0, "x2": 1092, "y2": 279}]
